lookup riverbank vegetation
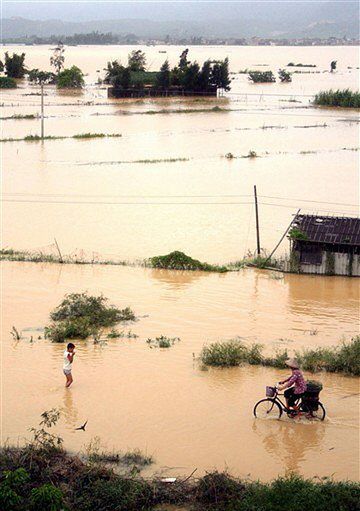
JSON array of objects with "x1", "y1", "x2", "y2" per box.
[
  {"x1": 200, "y1": 336, "x2": 360, "y2": 375},
  {"x1": 314, "y1": 89, "x2": 360, "y2": 108},
  {"x1": 1, "y1": 412, "x2": 359, "y2": 511},
  {"x1": 44, "y1": 293, "x2": 136, "y2": 343},
  {"x1": 148, "y1": 251, "x2": 228, "y2": 272}
]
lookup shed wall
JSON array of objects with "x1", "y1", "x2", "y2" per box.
[{"x1": 290, "y1": 251, "x2": 360, "y2": 276}]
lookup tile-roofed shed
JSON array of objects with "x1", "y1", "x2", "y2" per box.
[{"x1": 292, "y1": 215, "x2": 360, "y2": 246}]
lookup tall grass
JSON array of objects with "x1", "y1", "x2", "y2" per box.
[
  {"x1": 200, "y1": 336, "x2": 360, "y2": 375},
  {"x1": 148, "y1": 251, "x2": 228, "y2": 273},
  {"x1": 314, "y1": 89, "x2": 360, "y2": 108}
]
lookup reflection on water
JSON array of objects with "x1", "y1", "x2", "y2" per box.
[{"x1": 252, "y1": 420, "x2": 326, "y2": 475}]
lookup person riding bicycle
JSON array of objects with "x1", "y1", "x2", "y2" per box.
[{"x1": 277, "y1": 358, "x2": 307, "y2": 410}]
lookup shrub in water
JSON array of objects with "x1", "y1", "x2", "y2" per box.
[
  {"x1": 45, "y1": 293, "x2": 136, "y2": 342},
  {"x1": 200, "y1": 339, "x2": 249, "y2": 367},
  {"x1": 149, "y1": 251, "x2": 227, "y2": 272},
  {"x1": 248, "y1": 71, "x2": 276, "y2": 83},
  {"x1": 314, "y1": 89, "x2": 360, "y2": 108},
  {"x1": 0, "y1": 76, "x2": 17, "y2": 88}
]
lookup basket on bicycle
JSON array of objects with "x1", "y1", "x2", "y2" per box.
[
  {"x1": 266, "y1": 386, "x2": 276, "y2": 397},
  {"x1": 303, "y1": 380, "x2": 323, "y2": 411}
]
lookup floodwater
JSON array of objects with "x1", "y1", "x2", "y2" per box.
[
  {"x1": 1, "y1": 261, "x2": 359, "y2": 481},
  {"x1": 1, "y1": 45, "x2": 359, "y2": 263},
  {"x1": 1, "y1": 45, "x2": 359, "y2": 482}
]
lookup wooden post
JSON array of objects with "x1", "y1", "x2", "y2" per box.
[
  {"x1": 40, "y1": 83, "x2": 44, "y2": 139},
  {"x1": 254, "y1": 185, "x2": 261, "y2": 256},
  {"x1": 54, "y1": 238, "x2": 63, "y2": 263}
]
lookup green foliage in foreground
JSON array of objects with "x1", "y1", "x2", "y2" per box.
[
  {"x1": 314, "y1": 89, "x2": 360, "y2": 108},
  {"x1": 148, "y1": 250, "x2": 228, "y2": 272},
  {"x1": 45, "y1": 292, "x2": 136, "y2": 342},
  {"x1": 200, "y1": 336, "x2": 360, "y2": 375},
  {"x1": 1, "y1": 448, "x2": 359, "y2": 511},
  {"x1": 0, "y1": 76, "x2": 17, "y2": 88}
]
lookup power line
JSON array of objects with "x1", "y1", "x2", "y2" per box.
[{"x1": 2, "y1": 192, "x2": 358, "y2": 207}]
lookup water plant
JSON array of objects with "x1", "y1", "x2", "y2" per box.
[
  {"x1": 278, "y1": 68, "x2": 292, "y2": 82},
  {"x1": 148, "y1": 251, "x2": 228, "y2": 272},
  {"x1": 146, "y1": 335, "x2": 180, "y2": 348},
  {"x1": 314, "y1": 89, "x2": 360, "y2": 108}
]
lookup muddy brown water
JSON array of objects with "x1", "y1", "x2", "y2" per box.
[
  {"x1": 1, "y1": 45, "x2": 359, "y2": 481},
  {"x1": 1, "y1": 262, "x2": 359, "y2": 481},
  {"x1": 1, "y1": 45, "x2": 359, "y2": 263}
]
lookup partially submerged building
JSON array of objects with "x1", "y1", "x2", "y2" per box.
[{"x1": 286, "y1": 214, "x2": 360, "y2": 276}]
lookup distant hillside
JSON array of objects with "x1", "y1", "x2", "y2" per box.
[{"x1": 2, "y1": 1, "x2": 359, "y2": 40}]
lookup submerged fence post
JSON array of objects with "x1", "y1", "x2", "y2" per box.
[
  {"x1": 254, "y1": 185, "x2": 261, "y2": 256},
  {"x1": 40, "y1": 83, "x2": 44, "y2": 139}
]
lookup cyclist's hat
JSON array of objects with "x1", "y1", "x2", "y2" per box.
[{"x1": 285, "y1": 358, "x2": 299, "y2": 369}]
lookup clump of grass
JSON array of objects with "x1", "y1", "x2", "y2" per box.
[
  {"x1": 0, "y1": 76, "x2": 17, "y2": 88},
  {"x1": 85, "y1": 437, "x2": 153, "y2": 468},
  {"x1": 314, "y1": 89, "x2": 360, "y2": 108},
  {"x1": 146, "y1": 335, "x2": 180, "y2": 348},
  {"x1": 200, "y1": 339, "x2": 262, "y2": 367},
  {"x1": 197, "y1": 470, "x2": 246, "y2": 506},
  {"x1": 148, "y1": 251, "x2": 228, "y2": 273},
  {"x1": 200, "y1": 336, "x2": 360, "y2": 375},
  {"x1": 0, "y1": 114, "x2": 37, "y2": 120},
  {"x1": 287, "y1": 62, "x2": 316, "y2": 67},
  {"x1": 44, "y1": 293, "x2": 136, "y2": 343},
  {"x1": 107, "y1": 329, "x2": 138, "y2": 339},
  {"x1": 1, "y1": 133, "x2": 122, "y2": 143}
]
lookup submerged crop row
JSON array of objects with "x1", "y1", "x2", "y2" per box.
[{"x1": 0, "y1": 133, "x2": 122, "y2": 143}]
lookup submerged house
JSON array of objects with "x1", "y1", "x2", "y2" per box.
[{"x1": 286, "y1": 214, "x2": 360, "y2": 276}]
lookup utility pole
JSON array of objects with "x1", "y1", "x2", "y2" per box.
[
  {"x1": 40, "y1": 83, "x2": 44, "y2": 139},
  {"x1": 254, "y1": 185, "x2": 261, "y2": 256}
]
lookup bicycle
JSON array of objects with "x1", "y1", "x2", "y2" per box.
[{"x1": 253, "y1": 384, "x2": 326, "y2": 421}]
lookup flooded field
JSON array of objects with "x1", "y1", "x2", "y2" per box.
[
  {"x1": 2, "y1": 45, "x2": 359, "y2": 263},
  {"x1": 1, "y1": 261, "x2": 359, "y2": 481},
  {"x1": 1, "y1": 45, "x2": 359, "y2": 483}
]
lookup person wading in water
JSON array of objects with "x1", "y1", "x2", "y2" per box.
[{"x1": 63, "y1": 343, "x2": 76, "y2": 387}]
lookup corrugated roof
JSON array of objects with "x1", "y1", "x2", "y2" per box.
[{"x1": 292, "y1": 214, "x2": 360, "y2": 246}]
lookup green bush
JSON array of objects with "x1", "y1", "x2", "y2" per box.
[
  {"x1": 314, "y1": 89, "x2": 360, "y2": 108},
  {"x1": 45, "y1": 292, "x2": 136, "y2": 342},
  {"x1": 200, "y1": 339, "x2": 250, "y2": 367},
  {"x1": 248, "y1": 71, "x2": 276, "y2": 83},
  {"x1": 57, "y1": 66, "x2": 84, "y2": 88},
  {"x1": 81, "y1": 478, "x2": 153, "y2": 511},
  {"x1": 149, "y1": 251, "x2": 227, "y2": 272},
  {"x1": 30, "y1": 484, "x2": 64, "y2": 511},
  {"x1": 0, "y1": 485, "x2": 22, "y2": 511},
  {"x1": 197, "y1": 471, "x2": 245, "y2": 507},
  {"x1": 0, "y1": 76, "x2": 17, "y2": 88}
]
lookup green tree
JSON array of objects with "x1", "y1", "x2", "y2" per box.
[
  {"x1": 211, "y1": 58, "x2": 231, "y2": 90},
  {"x1": 0, "y1": 60, "x2": 4, "y2": 72},
  {"x1": 104, "y1": 60, "x2": 125, "y2": 84},
  {"x1": 0, "y1": 76, "x2": 17, "y2": 88},
  {"x1": 179, "y1": 48, "x2": 189, "y2": 70},
  {"x1": 181, "y1": 62, "x2": 200, "y2": 91},
  {"x1": 57, "y1": 66, "x2": 84, "y2": 88},
  {"x1": 199, "y1": 60, "x2": 212, "y2": 91},
  {"x1": 4, "y1": 52, "x2": 26, "y2": 78},
  {"x1": 28, "y1": 69, "x2": 56, "y2": 84},
  {"x1": 50, "y1": 43, "x2": 65, "y2": 73},
  {"x1": 128, "y1": 50, "x2": 146, "y2": 71},
  {"x1": 156, "y1": 59, "x2": 171, "y2": 89}
]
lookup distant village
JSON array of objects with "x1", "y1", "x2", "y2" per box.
[{"x1": 3, "y1": 32, "x2": 359, "y2": 47}]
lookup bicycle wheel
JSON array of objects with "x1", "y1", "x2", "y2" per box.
[
  {"x1": 301, "y1": 401, "x2": 326, "y2": 421},
  {"x1": 254, "y1": 399, "x2": 282, "y2": 420}
]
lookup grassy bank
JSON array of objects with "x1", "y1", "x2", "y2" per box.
[
  {"x1": 200, "y1": 336, "x2": 360, "y2": 376},
  {"x1": 314, "y1": 89, "x2": 360, "y2": 108},
  {"x1": 147, "y1": 251, "x2": 228, "y2": 272},
  {"x1": 1, "y1": 444, "x2": 359, "y2": 511}
]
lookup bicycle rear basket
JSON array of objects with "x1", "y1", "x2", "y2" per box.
[{"x1": 266, "y1": 386, "x2": 276, "y2": 397}]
